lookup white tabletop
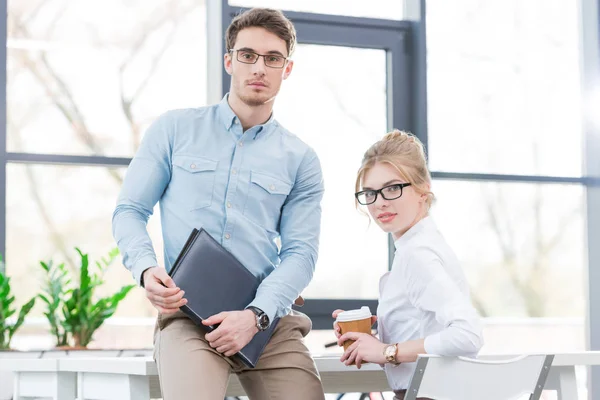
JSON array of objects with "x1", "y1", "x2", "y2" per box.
[
  {"x1": 51, "y1": 351, "x2": 600, "y2": 375},
  {"x1": 5, "y1": 351, "x2": 600, "y2": 376},
  {"x1": 0, "y1": 358, "x2": 60, "y2": 372},
  {"x1": 59, "y1": 357, "x2": 158, "y2": 375}
]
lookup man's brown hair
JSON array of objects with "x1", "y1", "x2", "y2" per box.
[{"x1": 226, "y1": 8, "x2": 297, "y2": 57}]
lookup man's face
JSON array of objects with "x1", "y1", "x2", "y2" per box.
[{"x1": 224, "y1": 27, "x2": 294, "y2": 107}]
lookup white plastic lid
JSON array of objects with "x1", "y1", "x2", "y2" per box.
[{"x1": 336, "y1": 306, "x2": 372, "y2": 322}]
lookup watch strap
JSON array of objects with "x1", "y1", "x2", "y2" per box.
[
  {"x1": 247, "y1": 306, "x2": 264, "y2": 316},
  {"x1": 247, "y1": 306, "x2": 269, "y2": 330}
]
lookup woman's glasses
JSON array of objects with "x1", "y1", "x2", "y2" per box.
[{"x1": 355, "y1": 183, "x2": 412, "y2": 205}]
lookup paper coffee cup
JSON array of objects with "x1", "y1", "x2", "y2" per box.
[{"x1": 336, "y1": 306, "x2": 372, "y2": 351}]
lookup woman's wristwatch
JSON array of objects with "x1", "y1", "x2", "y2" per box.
[{"x1": 383, "y1": 343, "x2": 400, "y2": 364}]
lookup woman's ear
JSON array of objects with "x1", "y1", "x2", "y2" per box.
[{"x1": 420, "y1": 184, "x2": 431, "y2": 203}]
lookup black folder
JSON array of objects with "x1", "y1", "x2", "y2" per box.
[{"x1": 168, "y1": 228, "x2": 279, "y2": 368}]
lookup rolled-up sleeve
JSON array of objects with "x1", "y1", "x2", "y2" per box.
[
  {"x1": 249, "y1": 148, "x2": 324, "y2": 322},
  {"x1": 405, "y1": 247, "x2": 484, "y2": 356},
  {"x1": 112, "y1": 113, "x2": 173, "y2": 285}
]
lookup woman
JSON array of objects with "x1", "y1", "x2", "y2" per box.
[{"x1": 333, "y1": 130, "x2": 484, "y2": 400}]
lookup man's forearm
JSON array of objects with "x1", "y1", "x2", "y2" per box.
[
  {"x1": 112, "y1": 205, "x2": 158, "y2": 285},
  {"x1": 248, "y1": 252, "x2": 314, "y2": 323},
  {"x1": 250, "y1": 148, "x2": 323, "y2": 322},
  {"x1": 112, "y1": 112, "x2": 172, "y2": 285}
]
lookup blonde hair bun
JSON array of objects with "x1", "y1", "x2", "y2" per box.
[{"x1": 355, "y1": 129, "x2": 435, "y2": 209}]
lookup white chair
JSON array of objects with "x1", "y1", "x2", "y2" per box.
[{"x1": 405, "y1": 354, "x2": 554, "y2": 400}]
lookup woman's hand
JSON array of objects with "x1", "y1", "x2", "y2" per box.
[
  {"x1": 338, "y1": 332, "x2": 387, "y2": 368},
  {"x1": 331, "y1": 309, "x2": 378, "y2": 339},
  {"x1": 332, "y1": 309, "x2": 344, "y2": 338}
]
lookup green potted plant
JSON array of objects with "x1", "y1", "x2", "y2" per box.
[
  {"x1": 39, "y1": 247, "x2": 134, "y2": 349},
  {"x1": 0, "y1": 257, "x2": 36, "y2": 350},
  {"x1": 0, "y1": 256, "x2": 36, "y2": 400}
]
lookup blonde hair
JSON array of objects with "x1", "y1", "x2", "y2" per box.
[{"x1": 355, "y1": 130, "x2": 435, "y2": 210}]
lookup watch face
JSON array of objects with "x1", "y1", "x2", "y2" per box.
[
  {"x1": 385, "y1": 345, "x2": 396, "y2": 358},
  {"x1": 258, "y1": 314, "x2": 269, "y2": 329}
]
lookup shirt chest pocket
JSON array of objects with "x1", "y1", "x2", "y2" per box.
[
  {"x1": 172, "y1": 155, "x2": 218, "y2": 210},
  {"x1": 244, "y1": 171, "x2": 292, "y2": 231}
]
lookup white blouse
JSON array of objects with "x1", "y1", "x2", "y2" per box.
[{"x1": 377, "y1": 216, "x2": 484, "y2": 390}]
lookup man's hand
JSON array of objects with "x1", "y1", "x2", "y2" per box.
[
  {"x1": 203, "y1": 310, "x2": 258, "y2": 357},
  {"x1": 143, "y1": 267, "x2": 187, "y2": 314}
]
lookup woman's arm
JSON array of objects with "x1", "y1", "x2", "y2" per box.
[
  {"x1": 394, "y1": 339, "x2": 425, "y2": 363},
  {"x1": 402, "y1": 246, "x2": 484, "y2": 358},
  {"x1": 338, "y1": 246, "x2": 483, "y2": 368}
]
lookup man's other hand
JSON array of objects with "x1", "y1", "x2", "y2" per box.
[{"x1": 143, "y1": 267, "x2": 187, "y2": 314}]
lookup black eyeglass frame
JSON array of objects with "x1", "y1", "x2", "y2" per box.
[
  {"x1": 355, "y1": 183, "x2": 412, "y2": 205},
  {"x1": 228, "y1": 49, "x2": 289, "y2": 69}
]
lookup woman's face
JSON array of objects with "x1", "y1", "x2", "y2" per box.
[{"x1": 360, "y1": 162, "x2": 427, "y2": 240}]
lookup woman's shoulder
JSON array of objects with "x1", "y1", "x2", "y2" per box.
[
  {"x1": 394, "y1": 231, "x2": 461, "y2": 276},
  {"x1": 392, "y1": 241, "x2": 442, "y2": 278},
  {"x1": 402, "y1": 229, "x2": 447, "y2": 260}
]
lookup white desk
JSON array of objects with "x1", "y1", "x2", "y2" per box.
[
  {"x1": 2, "y1": 358, "x2": 76, "y2": 400},
  {"x1": 58, "y1": 356, "x2": 390, "y2": 398},
  {"x1": 3, "y1": 352, "x2": 600, "y2": 399}
]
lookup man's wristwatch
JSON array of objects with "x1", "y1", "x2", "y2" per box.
[
  {"x1": 140, "y1": 267, "x2": 152, "y2": 288},
  {"x1": 383, "y1": 343, "x2": 399, "y2": 364},
  {"x1": 247, "y1": 306, "x2": 270, "y2": 331}
]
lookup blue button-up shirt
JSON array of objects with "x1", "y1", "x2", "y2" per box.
[{"x1": 112, "y1": 95, "x2": 324, "y2": 322}]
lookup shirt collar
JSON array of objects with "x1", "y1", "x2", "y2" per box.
[
  {"x1": 217, "y1": 93, "x2": 277, "y2": 138},
  {"x1": 393, "y1": 215, "x2": 435, "y2": 249},
  {"x1": 218, "y1": 94, "x2": 237, "y2": 130}
]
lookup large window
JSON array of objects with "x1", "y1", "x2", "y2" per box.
[
  {"x1": 274, "y1": 44, "x2": 389, "y2": 299},
  {"x1": 425, "y1": 3, "x2": 591, "y2": 395},
  {"x1": 6, "y1": 164, "x2": 162, "y2": 318},
  {"x1": 5, "y1": 0, "x2": 208, "y2": 323},
  {"x1": 431, "y1": 181, "x2": 585, "y2": 318},
  {"x1": 427, "y1": 0, "x2": 582, "y2": 177},
  {"x1": 425, "y1": 0, "x2": 588, "y2": 368},
  {"x1": 8, "y1": 0, "x2": 208, "y2": 158}
]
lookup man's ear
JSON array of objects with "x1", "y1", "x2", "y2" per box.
[
  {"x1": 224, "y1": 53, "x2": 233, "y2": 76},
  {"x1": 282, "y1": 59, "x2": 294, "y2": 80}
]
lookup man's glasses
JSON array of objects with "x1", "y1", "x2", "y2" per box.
[
  {"x1": 355, "y1": 183, "x2": 412, "y2": 205},
  {"x1": 229, "y1": 49, "x2": 288, "y2": 69}
]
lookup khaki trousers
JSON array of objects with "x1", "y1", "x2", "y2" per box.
[{"x1": 154, "y1": 310, "x2": 325, "y2": 400}]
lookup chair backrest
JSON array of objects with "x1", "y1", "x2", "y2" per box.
[{"x1": 404, "y1": 354, "x2": 554, "y2": 400}]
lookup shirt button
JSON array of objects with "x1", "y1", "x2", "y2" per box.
[
  {"x1": 190, "y1": 163, "x2": 196, "y2": 169},
  {"x1": 227, "y1": 202, "x2": 232, "y2": 208},
  {"x1": 232, "y1": 169, "x2": 237, "y2": 175},
  {"x1": 238, "y1": 142, "x2": 243, "y2": 147},
  {"x1": 225, "y1": 233, "x2": 231, "y2": 239},
  {"x1": 269, "y1": 184, "x2": 275, "y2": 191}
]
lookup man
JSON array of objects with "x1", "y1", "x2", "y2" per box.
[{"x1": 112, "y1": 8, "x2": 326, "y2": 400}]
